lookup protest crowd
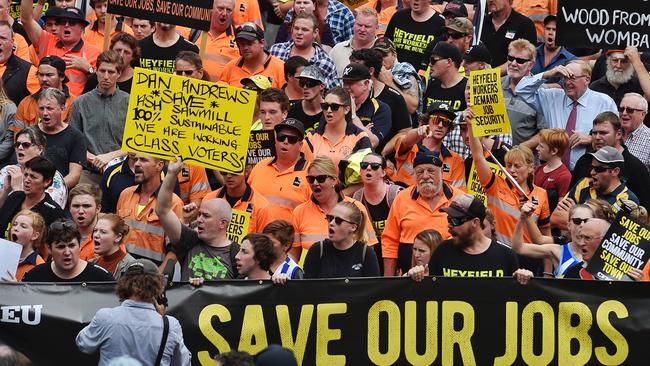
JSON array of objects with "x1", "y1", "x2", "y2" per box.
[{"x1": 0, "y1": 0, "x2": 650, "y2": 363}]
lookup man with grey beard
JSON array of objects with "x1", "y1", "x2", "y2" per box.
[{"x1": 590, "y1": 47, "x2": 650, "y2": 106}]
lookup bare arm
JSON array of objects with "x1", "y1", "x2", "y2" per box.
[
  {"x1": 383, "y1": 258, "x2": 397, "y2": 277},
  {"x1": 381, "y1": 128, "x2": 410, "y2": 156},
  {"x1": 465, "y1": 108, "x2": 493, "y2": 186},
  {"x1": 63, "y1": 163, "x2": 82, "y2": 189},
  {"x1": 155, "y1": 157, "x2": 183, "y2": 245},
  {"x1": 20, "y1": 0, "x2": 42, "y2": 48},
  {"x1": 396, "y1": 125, "x2": 428, "y2": 155},
  {"x1": 512, "y1": 203, "x2": 560, "y2": 262},
  {"x1": 550, "y1": 196, "x2": 574, "y2": 231},
  {"x1": 626, "y1": 47, "x2": 650, "y2": 100},
  {"x1": 519, "y1": 133, "x2": 540, "y2": 150}
]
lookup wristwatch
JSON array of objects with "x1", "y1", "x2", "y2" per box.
[{"x1": 87, "y1": 66, "x2": 95, "y2": 75}]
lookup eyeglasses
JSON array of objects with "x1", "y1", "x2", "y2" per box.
[
  {"x1": 306, "y1": 175, "x2": 331, "y2": 184},
  {"x1": 175, "y1": 70, "x2": 196, "y2": 76},
  {"x1": 447, "y1": 32, "x2": 467, "y2": 39},
  {"x1": 299, "y1": 79, "x2": 321, "y2": 88},
  {"x1": 576, "y1": 234, "x2": 602, "y2": 242},
  {"x1": 360, "y1": 162, "x2": 382, "y2": 170},
  {"x1": 326, "y1": 214, "x2": 355, "y2": 226},
  {"x1": 50, "y1": 220, "x2": 77, "y2": 231},
  {"x1": 591, "y1": 165, "x2": 612, "y2": 173},
  {"x1": 430, "y1": 57, "x2": 446, "y2": 65},
  {"x1": 14, "y1": 141, "x2": 33, "y2": 149},
  {"x1": 506, "y1": 55, "x2": 531, "y2": 64},
  {"x1": 447, "y1": 216, "x2": 472, "y2": 227},
  {"x1": 619, "y1": 106, "x2": 645, "y2": 114},
  {"x1": 321, "y1": 102, "x2": 346, "y2": 112},
  {"x1": 276, "y1": 134, "x2": 301, "y2": 144},
  {"x1": 571, "y1": 218, "x2": 590, "y2": 225}
]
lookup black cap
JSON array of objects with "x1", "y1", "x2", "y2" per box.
[
  {"x1": 431, "y1": 42, "x2": 462, "y2": 65},
  {"x1": 373, "y1": 36, "x2": 396, "y2": 53},
  {"x1": 39, "y1": 55, "x2": 68, "y2": 83},
  {"x1": 443, "y1": 0, "x2": 468, "y2": 17},
  {"x1": 55, "y1": 7, "x2": 90, "y2": 26},
  {"x1": 426, "y1": 101, "x2": 457, "y2": 119},
  {"x1": 274, "y1": 118, "x2": 305, "y2": 137},
  {"x1": 41, "y1": 6, "x2": 64, "y2": 20},
  {"x1": 543, "y1": 14, "x2": 557, "y2": 25},
  {"x1": 122, "y1": 259, "x2": 160, "y2": 277},
  {"x1": 341, "y1": 63, "x2": 371, "y2": 81},
  {"x1": 463, "y1": 43, "x2": 492, "y2": 64},
  {"x1": 413, "y1": 151, "x2": 443, "y2": 168},
  {"x1": 255, "y1": 345, "x2": 298, "y2": 366},
  {"x1": 235, "y1": 22, "x2": 264, "y2": 41},
  {"x1": 440, "y1": 193, "x2": 486, "y2": 220}
]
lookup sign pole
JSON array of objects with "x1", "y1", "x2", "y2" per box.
[
  {"x1": 199, "y1": 31, "x2": 208, "y2": 58},
  {"x1": 102, "y1": 12, "x2": 112, "y2": 51}
]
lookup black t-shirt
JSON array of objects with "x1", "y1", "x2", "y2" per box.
[
  {"x1": 363, "y1": 196, "x2": 391, "y2": 240},
  {"x1": 43, "y1": 125, "x2": 86, "y2": 176},
  {"x1": 303, "y1": 239, "x2": 380, "y2": 278},
  {"x1": 22, "y1": 262, "x2": 115, "y2": 282},
  {"x1": 418, "y1": 35, "x2": 446, "y2": 72},
  {"x1": 0, "y1": 192, "x2": 67, "y2": 239},
  {"x1": 376, "y1": 85, "x2": 411, "y2": 144},
  {"x1": 480, "y1": 10, "x2": 537, "y2": 67},
  {"x1": 287, "y1": 101, "x2": 323, "y2": 135},
  {"x1": 138, "y1": 35, "x2": 200, "y2": 74},
  {"x1": 429, "y1": 239, "x2": 519, "y2": 277},
  {"x1": 83, "y1": 75, "x2": 133, "y2": 94},
  {"x1": 385, "y1": 9, "x2": 446, "y2": 69},
  {"x1": 423, "y1": 77, "x2": 467, "y2": 113}
]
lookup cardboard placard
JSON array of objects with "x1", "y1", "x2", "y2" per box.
[
  {"x1": 466, "y1": 161, "x2": 506, "y2": 206},
  {"x1": 226, "y1": 209, "x2": 251, "y2": 244},
  {"x1": 107, "y1": 0, "x2": 213, "y2": 30},
  {"x1": 9, "y1": 1, "x2": 48, "y2": 20},
  {"x1": 469, "y1": 69, "x2": 511, "y2": 137},
  {"x1": 0, "y1": 239, "x2": 21, "y2": 279},
  {"x1": 586, "y1": 211, "x2": 650, "y2": 281},
  {"x1": 247, "y1": 130, "x2": 275, "y2": 165},
  {"x1": 122, "y1": 68, "x2": 255, "y2": 174}
]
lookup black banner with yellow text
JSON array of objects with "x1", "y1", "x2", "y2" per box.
[{"x1": 1, "y1": 278, "x2": 650, "y2": 365}]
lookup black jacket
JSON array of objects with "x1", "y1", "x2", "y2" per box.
[{"x1": 2, "y1": 54, "x2": 32, "y2": 106}]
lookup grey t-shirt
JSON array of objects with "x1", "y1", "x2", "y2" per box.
[{"x1": 178, "y1": 224, "x2": 238, "y2": 280}]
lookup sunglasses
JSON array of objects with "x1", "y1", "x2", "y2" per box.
[
  {"x1": 447, "y1": 216, "x2": 472, "y2": 227},
  {"x1": 306, "y1": 175, "x2": 331, "y2": 184},
  {"x1": 619, "y1": 106, "x2": 644, "y2": 114},
  {"x1": 428, "y1": 115, "x2": 452, "y2": 126},
  {"x1": 321, "y1": 102, "x2": 346, "y2": 112},
  {"x1": 276, "y1": 134, "x2": 301, "y2": 144},
  {"x1": 299, "y1": 79, "x2": 321, "y2": 88},
  {"x1": 326, "y1": 214, "x2": 355, "y2": 226},
  {"x1": 14, "y1": 141, "x2": 33, "y2": 149},
  {"x1": 56, "y1": 19, "x2": 82, "y2": 26},
  {"x1": 50, "y1": 220, "x2": 77, "y2": 231},
  {"x1": 430, "y1": 57, "x2": 446, "y2": 65},
  {"x1": 360, "y1": 162, "x2": 382, "y2": 170},
  {"x1": 447, "y1": 32, "x2": 467, "y2": 39},
  {"x1": 506, "y1": 55, "x2": 531, "y2": 64},
  {"x1": 571, "y1": 217, "x2": 590, "y2": 225},
  {"x1": 591, "y1": 165, "x2": 612, "y2": 173},
  {"x1": 175, "y1": 70, "x2": 196, "y2": 76}
]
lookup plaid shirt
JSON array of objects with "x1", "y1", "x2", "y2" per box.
[
  {"x1": 284, "y1": 0, "x2": 354, "y2": 44},
  {"x1": 269, "y1": 41, "x2": 340, "y2": 90},
  {"x1": 444, "y1": 113, "x2": 513, "y2": 159},
  {"x1": 625, "y1": 123, "x2": 650, "y2": 172}
]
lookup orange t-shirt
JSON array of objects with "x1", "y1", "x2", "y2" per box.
[
  {"x1": 392, "y1": 138, "x2": 466, "y2": 188},
  {"x1": 16, "y1": 92, "x2": 76, "y2": 125},
  {"x1": 220, "y1": 53, "x2": 286, "y2": 88},
  {"x1": 83, "y1": 20, "x2": 134, "y2": 51},
  {"x1": 195, "y1": 28, "x2": 240, "y2": 81},
  {"x1": 79, "y1": 235, "x2": 97, "y2": 261},
  {"x1": 16, "y1": 251, "x2": 45, "y2": 281},
  {"x1": 358, "y1": 0, "x2": 400, "y2": 36},
  {"x1": 176, "y1": 165, "x2": 211, "y2": 205},
  {"x1": 232, "y1": 0, "x2": 263, "y2": 28}
]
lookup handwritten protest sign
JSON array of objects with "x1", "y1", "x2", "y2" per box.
[
  {"x1": 247, "y1": 130, "x2": 276, "y2": 165},
  {"x1": 107, "y1": 0, "x2": 213, "y2": 30},
  {"x1": 587, "y1": 211, "x2": 650, "y2": 281},
  {"x1": 556, "y1": 0, "x2": 649, "y2": 50},
  {"x1": 122, "y1": 68, "x2": 255, "y2": 174},
  {"x1": 226, "y1": 209, "x2": 251, "y2": 243},
  {"x1": 467, "y1": 161, "x2": 506, "y2": 206},
  {"x1": 469, "y1": 69, "x2": 511, "y2": 137}
]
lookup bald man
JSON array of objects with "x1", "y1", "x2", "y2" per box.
[{"x1": 156, "y1": 157, "x2": 241, "y2": 280}]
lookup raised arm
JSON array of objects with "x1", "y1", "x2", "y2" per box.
[
  {"x1": 512, "y1": 202, "x2": 558, "y2": 262},
  {"x1": 155, "y1": 157, "x2": 183, "y2": 245},
  {"x1": 465, "y1": 108, "x2": 493, "y2": 186},
  {"x1": 20, "y1": 0, "x2": 43, "y2": 48}
]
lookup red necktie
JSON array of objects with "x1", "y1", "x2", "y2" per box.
[{"x1": 562, "y1": 101, "x2": 578, "y2": 167}]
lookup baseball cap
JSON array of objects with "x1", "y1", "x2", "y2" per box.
[
  {"x1": 443, "y1": 0, "x2": 468, "y2": 17},
  {"x1": 440, "y1": 193, "x2": 486, "y2": 220},
  {"x1": 255, "y1": 345, "x2": 298, "y2": 366},
  {"x1": 341, "y1": 63, "x2": 371, "y2": 81},
  {"x1": 446, "y1": 17, "x2": 473, "y2": 35},
  {"x1": 373, "y1": 36, "x2": 396, "y2": 53},
  {"x1": 39, "y1": 55, "x2": 68, "y2": 83},
  {"x1": 426, "y1": 101, "x2": 457, "y2": 119},
  {"x1": 55, "y1": 7, "x2": 90, "y2": 26},
  {"x1": 235, "y1": 22, "x2": 264, "y2": 41},
  {"x1": 122, "y1": 259, "x2": 160, "y2": 277},
  {"x1": 274, "y1": 118, "x2": 305, "y2": 137},
  {"x1": 589, "y1": 146, "x2": 624, "y2": 165},
  {"x1": 298, "y1": 65, "x2": 326, "y2": 84},
  {"x1": 240, "y1": 75, "x2": 272, "y2": 90},
  {"x1": 413, "y1": 151, "x2": 443, "y2": 168},
  {"x1": 431, "y1": 42, "x2": 462, "y2": 65},
  {"x1": 463, "y1": 43, "x2": 492, "y2": 64}
]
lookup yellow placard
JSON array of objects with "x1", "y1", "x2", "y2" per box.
[
  {"x1": 466, "y1": 161, "x2": 506, "y2": 206},
  {"x1": 226, "y1": 209, "x2": 252, "y2": 243},
  {"x1": 122, "y1": 68, "x2": 256, "y2": 174},
  {"x1": 469, "y1": 69, "x2": 511, "y2": 137}
]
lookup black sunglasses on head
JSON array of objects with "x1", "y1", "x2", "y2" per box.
[{"x1": 50, "y1": 220, "x2": 77, "y2": 231}]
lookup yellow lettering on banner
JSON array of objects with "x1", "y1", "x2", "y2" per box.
[
  {"x1": 404, "y1": 301, "x2": 438, "y2": 365},
  {"x1": 122, "y1": 68, "x2": 255, "y2": 174},
  {"x1": 469, "y1": 69, "x2": 511, "y2": 137},
  {"x1": 558, "y1": 302, "x2": 592, "y2": 366},
  {"x1": 493, "y1": 302, "x2": 518, "y2": 365},
  {"x1": 276, "y1": 305, "x2": 314, "y2": 365},
  {"x1": 367, "y1": 301, "x2": 400, "y2": 365},
  {"x1": 316, "y1": 303, "x2": 347, "y2": 365},
  {"x1": 442, "y1": 301, "x2": 476, "y2": 366},
  {"x1": 521, "y1": 301, "x2": 555, "y2": 365},
  {"x1": 226, "y1": 209, "x2": 251, "y2": 243},
  {"x1": 238, "y1": 305, "x2": 268, "y2": 354},
  {"x1": 198, "y1": 304, "x2": 231, "y2": 365},
  {"x1": 595, "y1": 300, "x2": 629, "y2": 365}
]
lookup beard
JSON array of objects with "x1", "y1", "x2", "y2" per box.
[
  {"x1": 606, "y1": 66, "x2": 635, "y2": 87},
  {"x1": 417, "y1": 180, "x2": 442, "y2": 198}
]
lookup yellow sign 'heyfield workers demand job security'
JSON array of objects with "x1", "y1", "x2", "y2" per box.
[
  {"x1": 122, "y1": 68, "x2": 256, "y2": 174},
  {"x1": 469, "y1": 69, "x2": 511, "y2": 137}
]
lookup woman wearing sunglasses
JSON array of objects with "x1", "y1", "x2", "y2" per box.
[
  {"x1": 291, "y1": 155, "x2": 377, "y2": 263},
  {"x1": 352, "y1": 153, "x2": 402, "y2": 272},
  {"x1": 303, "y1": 201, "x2": 380, "y2": 278},
  {"x1": 0, "y1": 126, "x2": 67, "y2": 209},
  {"x1": 513, "y1": 203, "x2": 594, "y2": 278},
  {"x1": 391, "y1": 101, "x2": 465, "y2": 188},
  {"x1": 305, "y1": 87, "x2": 372, "y2": 166}
]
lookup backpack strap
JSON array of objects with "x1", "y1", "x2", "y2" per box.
[
  {"x1": 155, "y1": 315, "x2": 169, "y2": 366},
  {"x1": 386, "y1": 184, "x2": 402, "y2": 207},
  {"x1": 319, "y1": 241, "x2": 324, "y2": 259},
  {"x1": 352, "y1": 187, "x2": 364, "y2": 202}
]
